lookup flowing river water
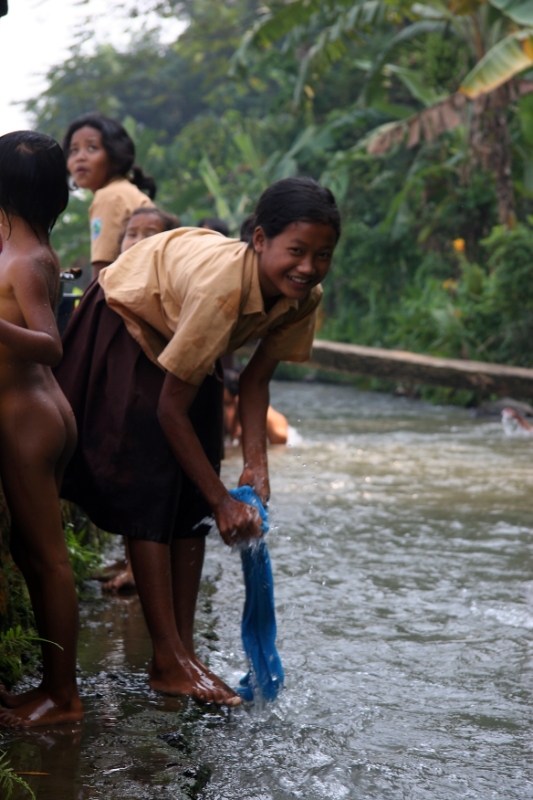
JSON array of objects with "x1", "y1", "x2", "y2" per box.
[{"x1": 4, "y1": 381, "x2": 533, "y2": 799}]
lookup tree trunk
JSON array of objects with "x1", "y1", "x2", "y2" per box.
[{"x1": 470, "y1": 86, "x2": 516, "y2": 226}]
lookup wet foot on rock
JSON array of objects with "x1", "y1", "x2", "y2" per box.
[
  {"x1": 102, "y1": 567, "x2": 136, "y2": 593},
  {"x1": 0, "y1": 693, "x2": 84, "y2": 728},
  {"x1": 91, "y1": 558, "x2": 128, "y2": 582},
  {"x1": 149, "y1": 659, "x2": 241, "y2": 707}
]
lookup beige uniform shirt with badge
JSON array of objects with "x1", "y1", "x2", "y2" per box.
[
  {"x1": 98, "y1": 227, "x2": 322, "y2": 386},
  {"x1": 89, "y1": 177, "x2": 154, "y2": 265}
]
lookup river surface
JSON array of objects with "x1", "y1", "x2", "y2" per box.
[{"x1": 5, "y1": 381, "x2": 533, "y2": 799}]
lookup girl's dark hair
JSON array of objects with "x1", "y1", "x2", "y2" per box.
[
  {"x1": 129, "y1": 206, "x2": 181, "y2": 231},
  {"x1": 0, "y1": 130, "x2": 69, "y2": 237},
  {"x1": 63, "y1": 113, "x2": 157, "y2": 199},
  {"x1": 198, "y1": 217, "x2": 229, "y2": 237},
  {"x1": 239, "y1": 214, "x2": 256, "y2": 244},
  {"x1": 249, "y1": 177, "x2": 341, "y2": 243}
]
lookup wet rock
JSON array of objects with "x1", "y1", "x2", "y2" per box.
[
  {"x1": 473, "y1": 397, "x2": 533, "y2": 417},
  {"x1": 158, "y1": 730, "x2": 192, "y2": 756},
  {"x1": 163, "y1": 762, "x2": 212, "y2": 797}
]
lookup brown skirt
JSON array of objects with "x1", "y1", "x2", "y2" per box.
[{"x1": 54, "y1": 281, "x2": 224, "y2": 544}]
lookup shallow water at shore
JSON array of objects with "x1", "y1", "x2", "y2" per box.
[{"x1": 4, "y1": 381, "x2": 533, "y2": 798}]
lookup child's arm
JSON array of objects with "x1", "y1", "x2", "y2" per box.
[
  {"x1": 238, "y1": 343, "x2": 279, "y2": 502},
  {"x1": 0, "y1": 256, "x2": 63, "y2": 366},
  {"x1": 157, "y1": 373, "x2": 263, "y2": 545}
]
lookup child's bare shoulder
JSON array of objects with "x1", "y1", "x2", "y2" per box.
[{"x1": 0, "y1": 243, "x2": 59, "y2": 308}]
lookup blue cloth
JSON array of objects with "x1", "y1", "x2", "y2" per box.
[{"x1": 229, "y1": 486, "x2": 284, "y2": 702}]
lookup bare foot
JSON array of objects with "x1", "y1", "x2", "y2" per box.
[
  {"x1": 0, "y1": 693, "x2": 84, "y2": 728},
  {"x1": 149, "y1": 657, "x2": 241, "y2": 707},
  {"x1": 91, "y1": 558, "x2": 128, "y2": 581},
  {"x1": 189, "y1": 653, "x2": 239, "y2": 700},
  {"x1": 0, "y1": 683, "x2": 46, "y2": 709},
  {"x1": 102, "y1": 566, "x2": 136, "y2": 593},
  {"x1": 148, "y1": 652, "x2": 237, "y2": 705}
]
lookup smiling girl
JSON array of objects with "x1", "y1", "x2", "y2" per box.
[
  {"x1": 54, "y1": 177, "x2": 341, "y2": 706},
  {"x1": 63, "y1": 113, "x2": 156, "y2": 280}
]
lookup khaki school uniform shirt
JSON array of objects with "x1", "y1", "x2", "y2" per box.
[
  {"x1": 99, "y1": 227, "x2": 322, "y2": 386},
  {"x1": 89, "y1": 177, "x2": 154, "y2": 264}
]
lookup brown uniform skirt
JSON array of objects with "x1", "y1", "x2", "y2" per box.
[{"x1": 55, "y1": 281, "x2": 224, "y2": 544}]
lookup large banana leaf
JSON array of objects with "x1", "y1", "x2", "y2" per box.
[
  {"x1": 366, "y1": 93, "x2": 466, "y2": 154},
  {"x1": 488, "y1": 0, "x2": 533, "y2": 26},
  {"x1": 460, "y1": 30, "x2": 533, "y2": 98}
]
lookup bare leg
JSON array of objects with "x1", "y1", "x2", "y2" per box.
[
  {"x1": 171, "y1": 537, "x2": 205, "y2": 657},
  {"x1": 0, "y1": 398, "x2": 82, "y2": 727},
  {"x1": 128, "y1": 538, "x2": 240, "y2": 706},
  {"x1": 170, "y1": 537, "x2": 237, "y2": 697},
  {"x1": 0, "y1": 469, "x2": 83, "y2": 726}
]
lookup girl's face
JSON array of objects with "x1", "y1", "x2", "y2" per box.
[
  {"x1": 253, "y1": 221, "x2": 336, "y2": 301},
  {"x1": 67, "y1": 126, "x2": 111, "y2": 193},
  {"x1": 121, "y1": 213, "x2": 165, "y2": 253}
]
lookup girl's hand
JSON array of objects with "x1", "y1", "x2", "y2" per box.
[
  {"x1": 238, "y1": 466, "x2": 270, "y2": 506},
  {"x1": 214, "y1": 494, "x2": 263, "y2": 546}
]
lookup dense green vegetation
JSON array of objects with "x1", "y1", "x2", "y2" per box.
[{"x1": 29, "y1": 0, "x2": 533, "y2": 380}]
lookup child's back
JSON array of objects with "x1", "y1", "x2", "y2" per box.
[{"x1": 0, "y1": 131, "x2": 82, "y2": 728}]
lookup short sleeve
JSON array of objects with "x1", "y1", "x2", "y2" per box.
[
  {"x1": 261, "y1": 287, "x2": 322, "y2": 363},
  {"x1": 157, "y1": 291, "x2": 238, "y2": 385},
  {"x1": 89, "y1": 190, "x2": 130, "y2": 264}
]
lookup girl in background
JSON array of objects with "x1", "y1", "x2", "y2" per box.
[
  {"x1": 100, "y1": 205, "x2": 182, "y2": 594},
  {"x1": 0, "y1": 132, "x2": 82, "y2": 727},
  {"x1": 63, "y1": 113, "x2": 156, "y2": 280},
  {"x1": 120, "y1": 206, "x2": 181, "y2": 253}
]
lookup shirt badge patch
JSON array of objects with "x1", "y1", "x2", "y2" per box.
[{"x1": 91, "y1": 218, "x2": 102, "y2": 240}]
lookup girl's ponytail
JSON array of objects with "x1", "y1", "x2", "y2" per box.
[{"x1": 131, "y1": 165, "x2": 157, "y2": 200}]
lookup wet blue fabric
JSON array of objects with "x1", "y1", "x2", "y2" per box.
[{"x1": 229, "y1": 486, "x2": 284, "y2": 702}]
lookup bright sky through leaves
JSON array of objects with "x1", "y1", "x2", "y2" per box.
[{"x1": 0, "y1": 0, "x2": 184, "y2": 135}]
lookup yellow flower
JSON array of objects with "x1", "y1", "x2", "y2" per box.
[
  {"x1": 442, "y1": 278, "x2": 458, "y2": 292},
  {"x1": 452, "y1": 238, "x2": 466, "y2": 253}
]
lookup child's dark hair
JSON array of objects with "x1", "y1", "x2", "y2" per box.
[
  {"x1": 130, "y1": 206, "x2": 181, "y2": 231},
  {"x1": 0, "y1": 131, "x2": 69, "y2": 237},
  {"x1": 199, "y1": 217, "x2": 229, "y2": 237},
  {"x1": 249, "y1": 177, "x2": 341, "y2": 243},
  {"x1": 63, "y1": 113, "x2": 157, "y2": 199},
  {"x1": 239, "y1": 214, "x2": 255, "y2": 244}
]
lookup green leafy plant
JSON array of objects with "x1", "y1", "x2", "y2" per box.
[
  {"x1": 64, "y1": 523, "x2": 101, "y2": 591},
  {"x1": 0, "y1": 749, "x2": 35, "y2": 800},
  {"x1": 0, "y1": 626, "x2": 62, "y2": 687}
]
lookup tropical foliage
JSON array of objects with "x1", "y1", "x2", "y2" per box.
[
  {"x1": 26, "y1": 0, "x2": 533, "y2": 390},
  {"x1": 0, "y1": 748, "x2": 35, "y2": 800}
]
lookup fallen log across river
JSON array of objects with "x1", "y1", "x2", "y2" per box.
[
  {"x1": 304, "y1": 340, "x2": 533, "y2": 399},
  {"x1": 236, "y1": 340, "x2": 533, "y2": 398}
]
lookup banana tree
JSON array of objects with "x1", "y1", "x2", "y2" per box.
[
  {"x1": 236, "y1": 0, "x2": 533, "y2": 225},
  {"x1": 198, "y1": 124, "x2": 338, "y2": 232},
  {"x1": 364, "y1": 9, "x2": 533, "y2": 224}
]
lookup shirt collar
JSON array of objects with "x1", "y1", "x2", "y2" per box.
[{"x1": 242, "y1": 249, "x2": 300, "y2": 317}]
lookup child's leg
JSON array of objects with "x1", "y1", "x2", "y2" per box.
[
  {"x1": 169, "y1": 537, "x2": 236, "y2": 695},
  {"x1": 171, "y1": 537, "x2": 205, "y2": 657},
  {"x1": 0, "y1": 404, "x2": 82, "y2": 727},
  {"x1": 128, "y1": 538, "x2": 240, "y2": 705}
]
